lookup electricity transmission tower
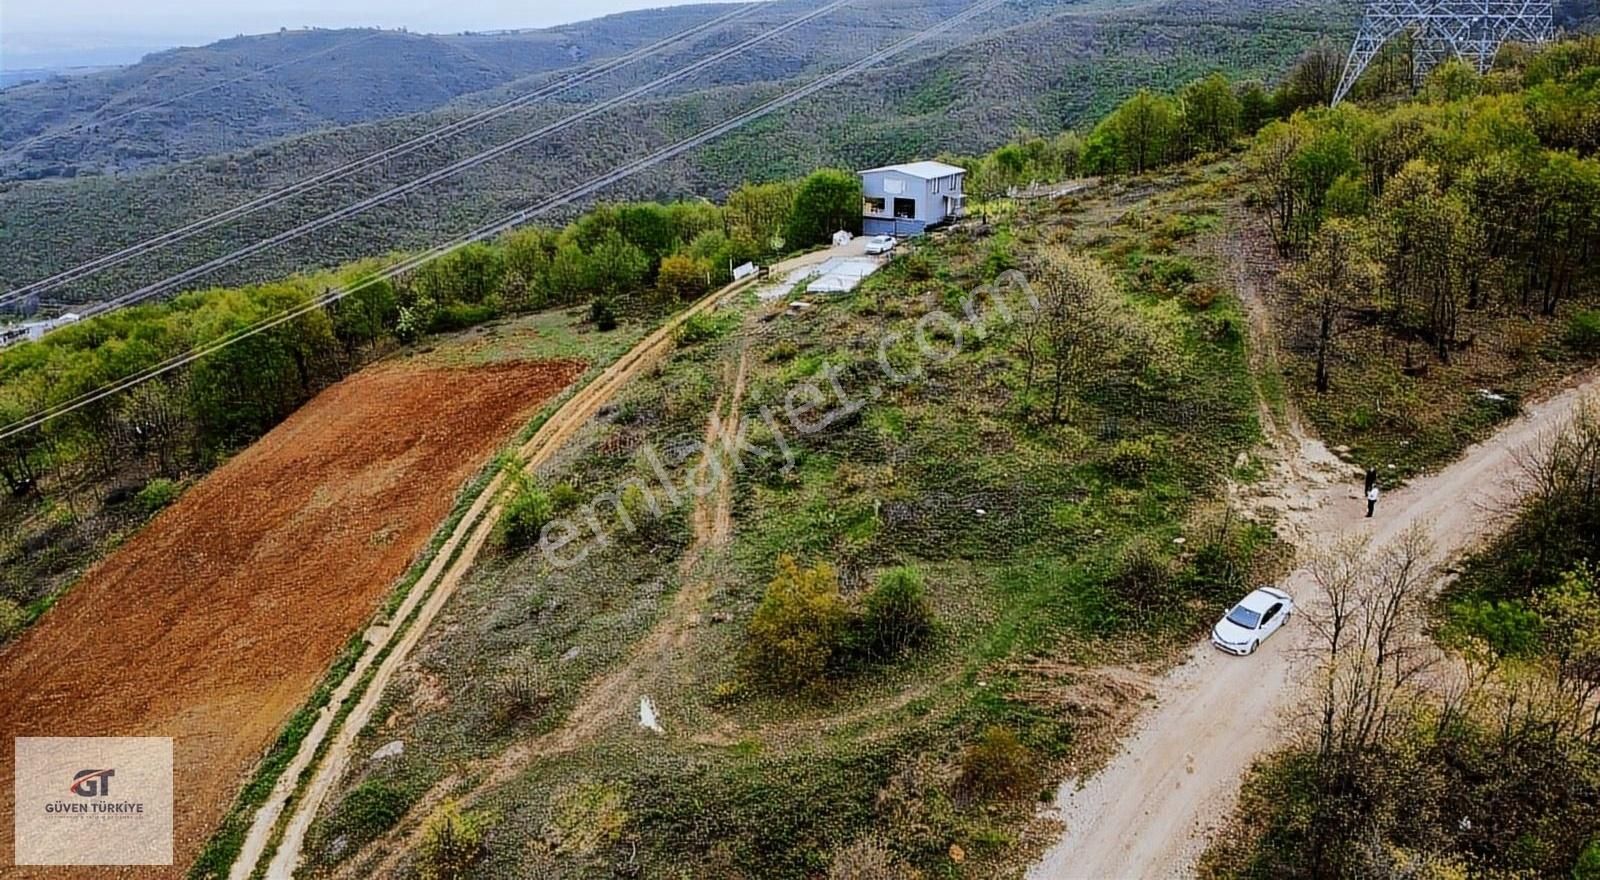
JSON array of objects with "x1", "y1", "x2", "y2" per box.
[{"x1": 1332, "y1": 0, "x2": 1554, "y2": 104}]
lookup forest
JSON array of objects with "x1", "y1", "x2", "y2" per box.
[
  {"x1": 0, "y1": 167, "x2": 862, "y2": 637},
  {"x1": 1197, "y1": 35, "x2": 1600, "y2": 880}
]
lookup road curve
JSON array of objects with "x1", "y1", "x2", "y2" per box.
[{"x1": 1028, "y1": 373, "x2": 1599, "y2": 879}]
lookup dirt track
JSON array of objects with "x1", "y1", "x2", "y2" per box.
[
  {"x1": 0, "y1": 358, "x2": 582, "y2": 876},
  {"x1": 1028, "y1": 219, "x2": 1600, "y2": 879},
  {"x1": 254, "y1": 277, "x2": 763, "y2": 880}
]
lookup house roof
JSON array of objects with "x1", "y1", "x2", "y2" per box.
[{"x1": 859, "y1": 161, "x2": 967, "y2": 180}]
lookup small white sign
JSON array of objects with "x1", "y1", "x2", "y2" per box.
[
  {"x1": 14, "y1": 737, "x2": 174, "y2": 866},
  {"x1": 732, "y1": 262, "x2": 758, "y2": 281}
]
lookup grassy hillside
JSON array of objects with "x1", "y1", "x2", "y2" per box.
[
  {"x1": 0, "y1": 5, "x2": 751, "y2": 180},
  {"x1": 0, "y1": 0, "x2": 1346, "y2": 307},
  {"x1": 278, "y1": 164, "x2": 1289, "y2": 879}
]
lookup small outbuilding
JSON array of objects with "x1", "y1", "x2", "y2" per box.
[{"x1": 859, "y1": 161, "x2": 967, "y2": 237}]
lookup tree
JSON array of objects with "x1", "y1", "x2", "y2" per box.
[
  {"x1": 1237, "y1": 80, "x2": 1277, "y2": 133},
  {"x1": 1025, "y1": 247, "x2": 1131, "y2": 423},
  {"x1": 727, "y1": 180, "x2": 797, "y2": 255},
  {"x1": 1279, "y1": 42, "x2": 1343, "y2": 111},
  {"x1": 1248, "y1": 118, "x2": 1358, "y2": 255},
  {"x1": 655, "y1": 253, "x2": 710, "y2": 302},
  {"x1": 330, "y1": 274, "x2": 397, "y2": 359},
  {"x1": 1178, "y1": 72, "x2": 1242, "y2": 155},
  {"x1": 1533, "y1": 563, "x2": 1600, "y2": 731},
  {"x1": 1529, "y1": 151, "x2": 1600, "y2": 317},
  {"x1": 786, "y1": 169, "x2": 862, "y2": 250},
  {"x1": 1288, "y1": 219, "x2": 1379, "y2": 393},
  {"x1": 1302, "y1": 527, "x2": 1437, "y2": 874},
  {"x1": 1107, "y1": 89, "x2": 1178, "y2": 174},
  {"x1": 1376, "y1": 160, "x2": 1474, "y2": 362},
  {"x1": 584, "y1": 230, "x2": 649, "y2": 300}
]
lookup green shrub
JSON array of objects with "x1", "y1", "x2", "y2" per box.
[
  {"x1": 136, "y1": 478, "x2": 181, "y2": 515},
  {"x1": 589, "y1": 297, "x2": 618, "y2": 332},
  {"x1": 417, "y1": 801, "x2": 488, "y2": 880},
  {"x1": 1448, "y1": 598, "x2": 1542, "y2": 657},
  {"x1": 1150, "y1": 256, "x2": 1198, "y2": 291},
  {"x1": 828, "y1": 837, "x2": 914, "y2": 879},
  {"x1": 1100, "y1": 437, "x2": 1162, "y2": 484},
  {"x1": 1567, "y1": 310, "x2": 1600, "y2": 355},
  {"x1": 745, "y1": 555, "x2": 849, "y2": 690},
  {"x1": 765, "y1": 340, "x2": 801, "y2": 363},
  {"x1": 855, "y1": 566, "x2": 934, "y2": 660},
  {"x1": 981, "y1": 232, "x2": 1017, "y2": 278},
  {"x1": 548, "y1": 482, "x2": 582, "y2": 514},
  {"x1": 496, "y1": 486, "x2": 553, "y2": 550},
  {"x1": 1109, "y1": 537, "x2": 1177, "y2": 618},
  {"x1": 958, "y1": 726, "x2": 1036, "y2": 800},
  {"x1": 676, "y1": 311, "x2": 728, "y2": 346},
  {"x1": 428, "y1": 302, "x2": 497, "y2": 333},
  {"x1": 0, "y1": 598, "x2": 26, "y2": 642},
  {"x1": 1575, "y1": 838, "x2": 1600, "y2": 880},
  {"x1": 336, "y1": 777, "x2": 413, "y2": 843}
]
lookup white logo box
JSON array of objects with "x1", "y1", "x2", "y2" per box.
[{"x1": 14, "y1": 737, "x2": 173, "y2": 866}]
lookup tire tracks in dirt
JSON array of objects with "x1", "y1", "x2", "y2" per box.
[
  {"x1": 234, "y1": 279, "x2": 752, "y2": 880},
  {"x1": 253, "y1": 244, "x2": 861, "y2": 879},
  {"x1": 346, "y1": 336, "x2": 755, "y2": 880}
]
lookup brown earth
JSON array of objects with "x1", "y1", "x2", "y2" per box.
[{"x1": 0, "y1": 357, "x2": 584, "y2": 876}]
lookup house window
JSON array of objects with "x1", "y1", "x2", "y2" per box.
[
  {"x1": 932, "y1": 177, "x2": 942, "y2": 194},
  {"x1": 883, "y1": 177, "x2": 905, "y2": 195},
  {"x1": 864, "y1": 197, "x2": 886, "y2": 215},
  {"x1": 893, "y1": 198, "x2": 917, "y2": 220}
]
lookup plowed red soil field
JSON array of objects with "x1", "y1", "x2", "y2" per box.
[{"x1": 0, "y1": 358, "x2": 583, "y2": 876}]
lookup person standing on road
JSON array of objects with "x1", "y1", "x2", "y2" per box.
[
  {"x1": 1365, "y1": 467, "x2": 1378, "y2": 494},
  {"x1": 1366, "y1": 484, "x2": 1380, "y2": 518}
]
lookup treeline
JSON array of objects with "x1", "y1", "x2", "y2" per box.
[
  {"x1": 0, "y1": 168, "x2": 864, "y2": 517},
  {"x1": 1255, "y1": 39, "x2": 1600, "y2": 392},
  {"x1": 944, "y1": 46, "x2": 1353, "y2": 198}
]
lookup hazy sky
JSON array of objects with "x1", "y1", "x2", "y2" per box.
[{"x1": 1, "y1": 1, "x2": 730, "y2": 68}]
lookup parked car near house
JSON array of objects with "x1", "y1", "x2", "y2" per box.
[{"x1": 865, "y1": 235, "x2": 897, "y2": 256}]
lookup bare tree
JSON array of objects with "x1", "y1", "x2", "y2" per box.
[
  {"x1": 1301, "y1": 526, "x2": 1439, "y2": 873},
  {"x1": 1022, "y1": 247, "x2": 1133, "y2": 424}
]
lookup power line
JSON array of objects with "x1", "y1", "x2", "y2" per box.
[
  {"x1": 0, "y1": 3, "x2": 766, "y2": 306},
  {"x1": 0, "y1": 0, "x2": 1008, "y2": 443},
  {"x1": 55, "y1": 0, "x2": 854, "y2": 324}
]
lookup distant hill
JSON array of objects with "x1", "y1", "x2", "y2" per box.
[
  {"x1": 0, "y1": 5, "x2": 746, "y2": 181},
  {"x1": 0, "y1": 0, "x2": 1348, "y2": 304}
]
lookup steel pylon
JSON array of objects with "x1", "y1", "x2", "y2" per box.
[{"x1": 1332, "y1": 0, "x2": 1554, "y2": 104}]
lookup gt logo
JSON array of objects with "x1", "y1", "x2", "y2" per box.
[{"x1": 69, "y1": 769, "x2": 115, "y2": 798}]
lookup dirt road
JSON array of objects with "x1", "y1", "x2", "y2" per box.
[
  {"x1": 1029, "y1": 377, "x2": 1599, "y2": 878},
  {"x1": 244, "y1": 277, "x2": 758, "y2": 880}
]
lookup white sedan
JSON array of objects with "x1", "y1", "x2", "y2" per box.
[
  {"x1": 865, "y1": 235, "x2": 898, "y2": 256},
  {"x1": 1211, "y1": 587, "x2": 1294, "y2": 656}
]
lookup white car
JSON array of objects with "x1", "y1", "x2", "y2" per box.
[
  {"x1": 1211, "y1": 587, "x2": 1294, "y2": 656},
  {"x1": 865, "y1": 235, "x2": 898, "y2": 256}
]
